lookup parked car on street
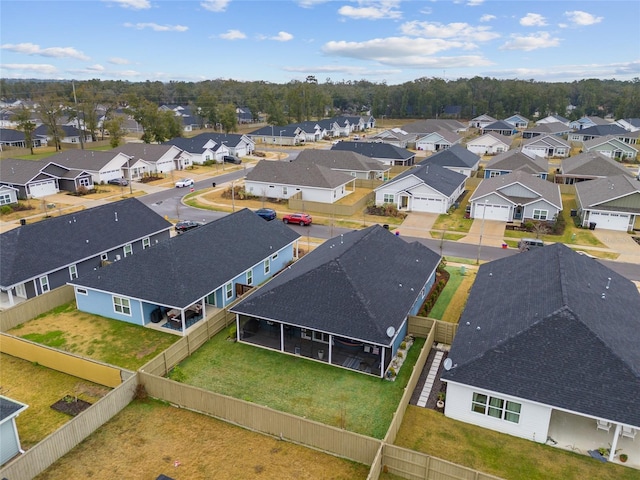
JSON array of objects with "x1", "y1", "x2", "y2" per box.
[
  {"x1": 282, "y1": 212, "x2": 312, "y2": 226},
  {"x1": 518, "y1": 238, "x2": 545, "y2": 251},
  {"x1": 175, "y1": 220, "x2": 201, "y2": 233},
  {"x1": 223, "y1": 155, "x2": 242, "y2": 164},
  {"x1": 175, "y1": 178, "x2": 194, "y2": 188},
  {"x1": 255, "y1": 208, "x2": 277, "y2": 221},
  {"x1": 108, "y1": 177, "x2": 128, "y2": 186}
]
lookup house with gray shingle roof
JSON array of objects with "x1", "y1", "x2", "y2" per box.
[
  {"x1": 0, "y1": 185, "x2": 19, "y2": 206},
  {"x1": 582, "y1": 135, "x2": 638, "y2": 161},
  {"x1": 0, "y1": 158, "x2": 93, "y2": 198},
  {"x1": 535, "y1": 114, "x2": 570, "y2": 126},
  {"x1": 294, "y1": 149, "x2": 391, "y2": 180},
  {"x1": 402, "y1": 119, "x2": 468, "y2": 135},
  {"x1": 616, "y1": 118, "x2": 640, "y2": 132},
  {"x1": 230, "y1": 225, "x2": 441, "y2": 377},
  {"x1": 557, "y1": 151, "x2": 633, "y2": 184},
  {"x1": 415, "y1": 128, "x2": 462, "y2": 152},
  {"x1": 522, "y1": 134, "x2": 570, "y2": 158},
  {"x1": 245, "y1": 159, "x2": 356, "y2": 203},
  {"x1": 247, "y1": 124, "x2": 305, "y2": 146},
  {"x1": 481, "y1": 120, "x2": 518, "y2": 137},
  {"x1": 569, "y1": 115, "x2": 610, "y2": 130},
  {"x1": 568, "y1": 124, "x2": 628, "y2": 143},
  {"x1": 521, "y1": 122, "x2": 572, "y2": 139},
  {"x1": 575, "y1": 174, "x2": 640, "y2": 231},
  {"x1": 503, "y1": 114, "x2": 530, "y2": 129},
  {"x1": 44, "y1": 150, "x2": 131, "y2": 184},
  {"x1": 374, "y1": 162, "x2": 466, "y2": 214},
  {"x1": 484, "y1": 150, "x2": 548, "y2": 179},
  {"x1": 111, "y1": 143, "x2": 184, "y2": 178},
  {"x1": 0, "y1": 395, "x2": 28, "y2": 465},
  {"x1": 368, "y1": 128, "x2": 415, "y2": 148},
  {"x1": 331, "y1": 141, "x2": 416, "y2": 166},
  {"x1": 466, "y1": 131, "x2": 512, "y2": 156},
  {"x1": 0, "y1": 128, "x2": 45, "y2": 148},
  {"x1": 70, "y1": 209, "x2": 300, "y2": 336},
  {"x1": 441, "y1": 243, "x2": 640, "y2": 460},
  {"x1": 469, "y1": 114, "x2": 497, "y2": 129},
  {"x1": 420, "y1": 144, "x2": 481, "y2": 177},
  {"x1": 0, "y1": 198, "x2": 172, "y2": 308},
  {"x1": 469, "y1": 170, "x2": 562, "y2": 222}
]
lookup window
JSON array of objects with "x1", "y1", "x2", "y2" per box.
[
  {"x1": 533, "y1": 209, "x2": 548, "y2": 220},
  {"x1": 489, "y1": 171, "x2": 500, "y2": 178},
  {"x1": 271, "y1": 252, "x2": 278, "y2": 261},
  {"x1": 383, "y1": 193, "x2": 395, "y2": 204},
  {"x1": 471, "y1": 392, "x2": 521, "y2": 424},
  {"x1": 264, "y1": 258, "x2": 270, "y2": 275},
  {"x1": 225, "y1": 282, "x2": 233, "y2": 300},
  {"x1": 246, "y1": 270, "x2": 253, "y2": 286},
  {"x1": 78, "y1": 177, "x2": 90, "y2": 187},
  {"x1": 101, "y1": 253, "x2": 108, "y2": 261},
  {"x1": 282, "y1": 186, "x2": 288, "y2": 195},
  {"x1": 40, "y1": 276, "x2": 50, "y2": 293},
  {"x1": 113, "y1": 296, "x2": 131, "y2": 315},
  {"x1": 0, "y1": 193, "x2": 12, "y2": 205},
  {"x1": 301, "y1": 328, "x2": 311, "y2": 340},
  {"x1": 69, "y1": 265, "x2": 78, "y2": 280},
  {"x1": 142, "y1": 237, "x2": 151, "y2": 250},
  {"x1": 76, "y1": 288, "x2": 88, "y2": 295},
  {"x1": 313, "y1": 331, "x2": 329, "y2": 343},
  {"x1": 123, "y1": 244, "x2": 133, "y2": 257}
]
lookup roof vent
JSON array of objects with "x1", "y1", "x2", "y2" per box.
[
  {"x1": 114, "y1": 212, "x2": 118, "y2": 222},
  {"x1": 605, "y1": 277, "x2": 611, "y2": 290},
  {"x1": 601, "y1": 292, "x2": 606, "y2": 299}
]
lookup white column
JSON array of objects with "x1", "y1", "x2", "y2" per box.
[
  {"x1": 280, "y1": 323, "x2": 284, "y2": 352},
  {"x1": 609, "y1": 424, "x2": 622, "y2": 461}
]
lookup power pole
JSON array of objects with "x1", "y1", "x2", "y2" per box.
[{"x1": 72, "y1": 81, "x2": 85, "y2": 150}]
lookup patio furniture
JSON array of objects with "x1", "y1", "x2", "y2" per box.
[
  {"x1": 621, "y1": 426, "x2": 637, "y2": 440},
  {"x1": 596, "y1": 420, "x2": 611, "y2": 432}
]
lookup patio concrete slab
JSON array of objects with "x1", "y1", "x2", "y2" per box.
[
  {"x1": 397, "y1": 213, "x2": 438, "y2": 239},
  {"x1": 459, "y1": 219, "x2": 506, "y2": 248}
]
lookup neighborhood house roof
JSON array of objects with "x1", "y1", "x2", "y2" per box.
[
  {"x1": 331, "y1": 141, "x2": 414, "y2": 161},
  {"x1": 575, "y1": 174, "x2": 640, "y2": 210},
  {"x1": 246, "y1": 159, "x2": 354, "y2": 189},
  {"x1": 0, "y1": 198, "x2": 172, "y2": 289},
  {"x1": 231, "y1": 225, "x2": 441, "y2": 346},
  {"x1": 0, "y1": 158, "x2": 54, "y2": 185},
  {"x1": 442, "y1": 243, "x2": 640, "y2": 427},
  {"x1": 111, "y1": 143, "x2": 181, "y2": 161},
  {"x1": 421, "y1": 145, "x2": 480, "y2": 169},
  {"x1": 485, "y1": 150, "x2": 547, "y2": 173},
  {"x1": 44, "y1": 150, "x2": 127, "y2": 172},
  {"x1": 561, "y1": 151, "x2": 633, "y2": 178},
  {"x1": 70, "y1": 209, "x2": 300, "y2": 308},
  {"x1": 470, "y1": 170, "x2": 561, "y2": 208},
  {"x1": 384, "y1": 162, "x2": 467, "y2": 197},
  {"x1": 295, "y1": 149, "x2": 388, "y2": 172}
]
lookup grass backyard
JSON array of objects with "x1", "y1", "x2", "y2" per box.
[
  {"x1": 395, "y1": 407, "x2": 637, "y2": 480},
  {"x1": 428, "y1": 265, "x2": 477, "y2": 323},
  {"x1": 35, "y1": 399, "x2": 370, "y2": 480},
  {"x1": 8, "y1": 301, "x2": 177, "y2": 371},
  {"x1": 171, "y1": 332, "x2": 426, "y2": 439}
]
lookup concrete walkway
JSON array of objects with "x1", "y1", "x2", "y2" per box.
[
  {"x1": 459, "y1": 219, "x2": 506, "y2": 248},
  {"x1": 397, "y1": 213, "x2": 438, "y2": 239}
]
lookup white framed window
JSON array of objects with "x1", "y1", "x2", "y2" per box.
[
  {"x1": 0, "y1": 193, "x2": 12, "y2": 205},
  {"x1": 113, "y1": 296, "x2": 131, "y2": 315},
  {"x1": 123, "y1": 244, "x2": 133, "y2": 257},
  {"x1": 39, "y1": 275, "x2": 50, "y2": 293},
  {"x1": 313, "y1": 331, "x2": 329, "y2": 343},
  {"x1": 271, "y1": 252, "x2": 278, "y2": 261},
  {"x1": 225, "y1": 282, "x2": 233, "y2": 300},
  {"x1": 69, "y1": 265, "x2": 78, "y2": 280},
  {"x1": 471, "y1": 392, "x2": 521, "y2": 424},
  {"x1": 282, "y1": 186, "x2": 288, "y2": 195},
  {"x1": 264, "y1": 258, "x2": 270, "y2": 275},
  {"x1": 246, "y1": 270, "x2": 253, "y2": 286},
  {"x1": 301, "y1": 328, "x2": 311, "y2": 340},
  {"x1": 532, "y1": 209, "x2": 548, "y2": 220},
  {"x1": 142, "y1": 237, "x2": 151, "y2": 249},
  {"x1": 383, "y1": 193, "x2": 394, "y2": 203},
  {"x1": 101, "y1": 253, "x2": 108, "y2": 261},
  {"x1": 76, "y1": 288, "x2": 88, "y2": 295},
  {"x1": 78, "y1": 177, "x2": 90, "y2": 187}
]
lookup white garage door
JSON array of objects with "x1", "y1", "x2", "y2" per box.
[
  {"x1": 412, "y1": 196, "x2": 444, "y2": 213},
  {"x1": 589, "y1": 211, "x2": 630, "y2": 231},
  {"x1": 28, "y1": 180, "x2": 57, "y2": 198},
  {"x1": 475, "y1": 203, "x2": 510, "y2": 221}
]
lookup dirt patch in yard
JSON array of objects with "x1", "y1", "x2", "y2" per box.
[
  {"x1": 35, "y1": 399, "x2": 370, "y2": 480},
  {"x1": 50, "y1": 396, "x2": 92, "y2": 416}
]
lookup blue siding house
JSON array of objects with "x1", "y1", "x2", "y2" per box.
[
  {"x1": 0, "y1": 198, "x2": 172, "y2": 308},
  {"x1": 230, "y1": 225, "x2": 441, "y2": 377},
  {"x1": 484, "y1": 150, "x2": 549, "y2": 180},
  {"x1": 69, "y1": 209, "x2": 300, "y2": 336}
]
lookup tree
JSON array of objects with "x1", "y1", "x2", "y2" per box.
[
  {"x1": 195, "y1": 91, "x2": 218, "y2": 128},
  {"x1": 125, "y1": 96, "x2": 182, "y2": 143},
  {"x1": 36, "y1": 94, "x2": 68, "y2": 151},
  {"x1": 104, "y1": 116, "x2": 125, "y2": 148},
  {"x1": 14, "y1": 105, "x2": 37, "y2": 154},
  {"x1": 218, "y1": 104, "x2": 238, "y2": 133}
]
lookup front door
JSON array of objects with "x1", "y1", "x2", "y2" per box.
[
  {"x1": 400, "y1": 196, "x2": 409, "y2": 210},
  {"x1": 514, "y1": 206, "x2": 523, "y2": 220},
  {"x1": 15, "y1": 283, "x2": 27, "y2": 299}
]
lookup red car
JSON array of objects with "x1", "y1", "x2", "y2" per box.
[{"x1": 282, "y1": 212, "x2": 312, "y2": 226}]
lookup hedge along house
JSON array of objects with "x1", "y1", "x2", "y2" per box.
[
  {"x1": 230, "y1": 225, "x2": 441, "y2": 377},
  {"x1": 69, "y1": 209, "x2": 300, "y2": 336}
]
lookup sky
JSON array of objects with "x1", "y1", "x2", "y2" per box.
[{"x1": 1, "y1": 0, "x2": 639, "y2": 85}]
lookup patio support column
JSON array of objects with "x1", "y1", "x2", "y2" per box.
[
  {"x1": 608, "y1": 424, "x2": 622, "y2": 461},
  {"x1": 6, "y1": 289, "x2": 14, "y2": 306},
  {"x1": 180, "y1": 312, "x2": 185, "y2": 335},
  {"x1": 235, "y1": 315, "x2": 240, "y2": 341},
  {"x1": 280, "y1": 324, "x2": 284, "y2": 352},
  {"x1": 328, "y1": 335, "x2": 333, "y2": 364},
  {"x1": 380, "y1": 347, "x2": 386, "y2": 377}
]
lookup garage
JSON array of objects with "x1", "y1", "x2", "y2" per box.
[
  {"x1": 588, "y1": 211, "x2": 630, "y2": 231},
  {"x1": 28, "y1": 180, "x2": 57, "y2": 198},
  {"x1": 474, "y1": 203, "x2": 510, "y2": 221},
  {"x1": 412, "y1": 196, "x2": 444, "y2": 213}
]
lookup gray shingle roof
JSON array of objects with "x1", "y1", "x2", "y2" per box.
[
  {"x1": 402, "y1": 119, "x2": 467, "y2": 134},
  {"x1": 0, "y1": 158, "x2": 53, "y2": 185},
  {"x1": 470, "y1": 170, "x2": 562, "y2": 208},
  {"x1": 246, "y1": 159, "x2": 354, "y2": 189},
  {"x1": 574, "y1": 124, "x2": 628, "y2": 137},
  {"x1": 383, "y1": 162, "x2": 466, "y2": 197},
  {"x1": 0, "y1": 198, "x2": 172, "y2": 288},
  {"x1": 70, "y1": 209, "x2": 300, "y2": 308},
  {"x1": 442, "y1": 243, "x2": 640, "y2": 426},
  {"x1": 295, "y1": 149, "x2": 388, "y2": 172},
  {"x1": 331, "y1": 141, "x2": 415, "y2": 161},
  {"x1": 111, "y1": 143, "x2": 180, "y2": 161},
  {"x1": 561, "y1": 151, "x2": 632, "y2": 177},
  {"x1": 231, "y1": 225, "x2": 441, "y2": 345},
  {"x1": 575, "y1": 174, "x2": 640, "y2": 210},
  {"x1": 45, "y1": 150, "x2": 127, "y2": 171},
  {"x1": 0, "y1": 128, "x2": 26, "y2": 142},
  {"x1": 524, "y1": 123, "x2": 571, "y2": 135},
  {"x1": 0, "y1": 396, "x2": 27, "y2": 421},
  {"x1": 482, "y1": 120, "x2": 516, "y2": 132},
  {"x1": 420, "y1": 145, "x2": 480, "y2": 169},
  {"x1": 485, "y1": 150, "x2": 547, "y2": 173}
]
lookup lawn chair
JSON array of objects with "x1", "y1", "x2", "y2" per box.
[
  {"x1": 596, "y1": 420, "x2": 611, "y2": 432},
  {"x1": 621, "y1": 426, "x2": 637, "y2": 440}
]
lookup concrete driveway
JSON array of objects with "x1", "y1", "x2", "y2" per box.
[
  {"x1": 397, "y1": 212, "x2": 438, "y2": 239},
  {"x1": 459, "y1": 219, "x2": 506, "y2": 248},
  {"x1": 591, "y1": 229, "x2": 640, "y2": 263}
]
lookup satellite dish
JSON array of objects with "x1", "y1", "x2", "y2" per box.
[
  {"x1": 443, "y1": 358, "x2": 453, "y2": 371},
  {"x1": 386, "y1": 326, "x2": 396, "y2": 338}
]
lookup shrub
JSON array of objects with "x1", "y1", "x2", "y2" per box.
[
  {"x1": 397, "y1": 351, "x2": 404, "y2": 358},
  {"x1": 228, "y1": 324, "x2": 237, "y2": 339},
  {"x1": 400, "y1": 341, "x2": 407, "y2": 349},
  {"x1": 168, "y1": 366, "x2": 186, "y2": 383},
  {"x1": 0, "y1": 205, "x2": 12, "y2": 215}
]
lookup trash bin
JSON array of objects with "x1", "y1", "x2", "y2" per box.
[
  {"x1": 502, "y1": 243, "x2": 508, "y2": 249},
  {"x1": 570, "y1": 209, "x2": 577, "y2": 217},
  {"x1": 589, "y1": 222, "x2": 596, "y2": 230},
  {"x1": 212, "y1": 182, "x2": 216, "y2": 188},
  {"x1": 383, "y1": 224, "x2": 389, "y2": 230}
]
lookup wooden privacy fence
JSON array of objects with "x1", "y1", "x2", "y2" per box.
[
  {"x1": 409, "y1": 316, "x2": 458, "y2": 345},
  {"x1": 139, "y1": 372, "x2": 382, "y2": 466},
  {"x1": 0, "y1": 285, "x2": 75, "y2": 332},
  {"x1": 288, "y1": 191, "x2": 374, "y2": 217},
  {"x1": 0, "y1": 374, "x2": 139, "y2": 480}
]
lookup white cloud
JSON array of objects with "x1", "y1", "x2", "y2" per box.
[
  {"x1": 200, "y1": 0, "x2": 230, "y2": 12},
  {"x1": 486, "y1": 60, "x2": 640, "y2": 81},
  {"x1": 400, "y1": 21, "x2": 500, "y2": 42},
  {"x1": 219, "y1": 29, "x2": 246, "y2": 40},
  {"x1": 123, "y1": 22, "x2": 188, "y2": 32},
  {"x1": 520, "y1": 13, "x2": 547, "y2": 27},
  {"x1": 500, "y1": 32, "x2": 561, "y2": 51},
  {"x1": 296, "y1": 0, "x2": 330, "y2": 7},
  {"x1": 258, "y1": 31, "x2": 294, "y2": 42},
  {"x1": 103, "y1": 0, "x2": 151, "y2": 9},
  {"x1": 467, "y1": 0, "x2": 484, "y2": 6},
  {"x1": 564, "y1": 10, "x2": 603, "y2": 26},
  {"x1": 322, "y1": 37, "x2": 493, "y2": 68},
  {"x1": 479, "y1": 14, "x2": 495, "y2": 22},
  {"x1": 109, "y1": 57, "x2": 131, "y2": 65},
  {"x1": 283, "y1": 64, "x2": 401, "y2": 77},
  {"x1": 338, "y1": 1, "x2": 402, "y2": 20},
  {"x1": 1, "y1": 63, "x2": 58, "y2": 74},
  {"x1": 1, "y1": 42, "x2": 90, "y2": 60}
]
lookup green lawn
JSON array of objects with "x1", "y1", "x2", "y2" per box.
[
  {"x1": 172, "y1": 332, "x2": 425, "y2": 439},
  {"x1": 427, "y1": 267, "x2": 466, "y2": 320}
]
